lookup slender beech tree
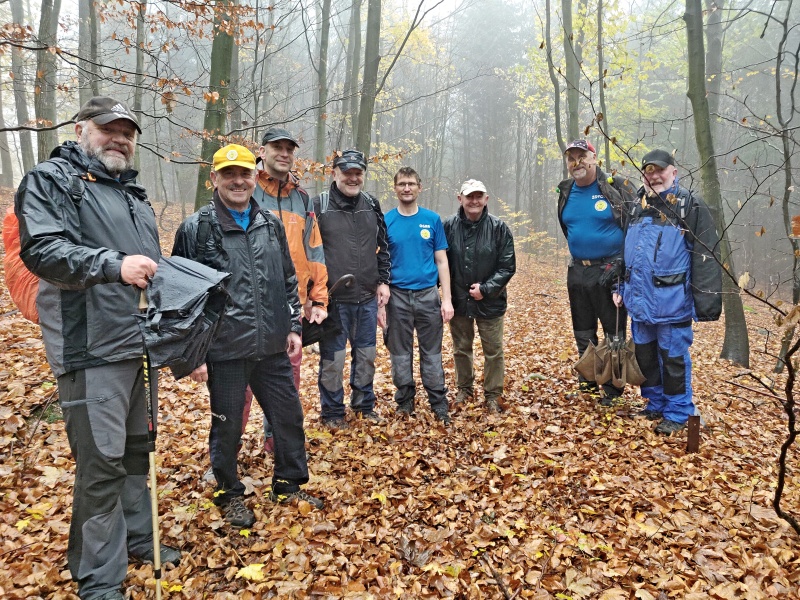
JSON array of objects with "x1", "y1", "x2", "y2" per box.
[
  {"x1": 561, "y1": 0, "x2": 579, "y2": 141},
  {"x1": 597, "y1": 0, "x2": 610, "y2": 166},
  {"x1": 355, "y1": 0, "x2": 380, "y2": 155},
  {"x1": 685, "y1": 0, "x2": 750, "y2": 366},
  {"x1": 344, "y1": 0, "x2": 362, "y2": 145},
  {"x1": 35, "y1": 0, "x2": 62, "y2": 162},
  {"x1": 10, "y1": 0, "x2": 35, "y2": 172},
  {"x1": 315, "y1": 0, "x2": 332, "y2": 181},
  {"x1": 194, "y1": 0, "x2": 237, "y2": 209},
  {"x1": 0, "y1": 84, "x2": 14, "y2": 186},
  {"x1": 133, "y1": 0, "x2": 147, "y2": 172},
  {"x1": 78, "y1": 0, "x2": 99, "y2": 104},
  {"x1": 771, "y1": 0, "x2": 799, "y2": 371}
]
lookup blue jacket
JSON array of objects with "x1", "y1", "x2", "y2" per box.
[{"x1": 621, "y1": 184, "x2": 721, "y2": 324}]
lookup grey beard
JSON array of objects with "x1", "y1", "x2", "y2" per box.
[{"x1": 80, "y1": 139, "x2": 133, "y2": 176}]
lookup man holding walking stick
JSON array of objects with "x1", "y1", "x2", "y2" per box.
[{"x1": 15, "y1": 96, "x2": 181, "y2": 599}]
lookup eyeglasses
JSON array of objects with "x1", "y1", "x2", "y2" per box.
[
  {"x1": 395, "y1": 182, "x2": 418, "y2": 188},
  {"x1": 566, "y1": 155, "x2": 588, "y2": 165}
]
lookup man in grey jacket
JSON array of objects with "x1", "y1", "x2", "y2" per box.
[
  {"x1": 172, "y1": 144, "x2": 323, "y2": 529},
  {"x1": 16, "y1": 96, "x2": 179, "y2": 600}
]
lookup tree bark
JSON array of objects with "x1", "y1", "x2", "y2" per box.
[
  {"x1": 344, "y1": 0, "x2": 362, "y2": 146},
  {"x1": 35, "y1": 0, "x2": 62, "y2": 162},
  {"x1": 684, "y1": 0, "x2": 750, "y2": 366},
  {"x1": 772, "y1": 0, "x2": 799, "y2": 372},
  {"x1": 355, "y1": 0, "x2": 380, "y2": 155},
  {"x1": 78, "y1": 0, "x2": 100, "y2": 104},
  {"x1": 133, "y1": 0, "x2": 147, "y2": 172},
  {"x1": 0, "y1": 85, "x2": 14, "y2": 186},
  {"x1": 597, "y1": 0, "x2": 610, "y2": 165},
  {"x1": 315, "y1": 0, "x2": 332, "y2": 176},
  {"x1": 561, "y1": 0, "x2": 579, "y2": 141},
  {"x1": 194, "y1": 0, "x2": 236, "y2": 210},
  {"x1": 545, "y1": 0, "x2": 566, "y2": 178},
  {"x1": 10, "y1": 0, "x2": 35, "y2": 172}
]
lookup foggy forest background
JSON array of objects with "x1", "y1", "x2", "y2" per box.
[{"x1": 1, "y1": 0, "x2": 799, "y2": 335}]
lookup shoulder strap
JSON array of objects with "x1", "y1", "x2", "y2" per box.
[
  {"x1": 70, "y1": 175, "x2": 85, "y2": 206},
  {"x1": 196, "y1": 205, "x2": 227, "y2": 261},
  {"x1": 319, "y1": 190, "x2": 329, "y2": 214}
]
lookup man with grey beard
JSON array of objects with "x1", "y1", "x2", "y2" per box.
[{"x1": 15, "y1": 96, "x2": 180, "y2": 600}]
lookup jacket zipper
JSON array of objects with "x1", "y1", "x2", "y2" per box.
[{"x1": 653, "y1": 231, "x2": 663, "y2": 264}]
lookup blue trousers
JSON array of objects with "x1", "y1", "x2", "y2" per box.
[
  {"x1": 318, "y1": 298, "x2": 378, "y2": 420},
  {"x1": 631, "y1": 320, "x2": 695, "y2": 423}
]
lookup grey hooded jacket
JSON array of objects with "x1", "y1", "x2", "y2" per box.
[{"x1": 16, "y1": 141, "x2": 161, "y2": 377}]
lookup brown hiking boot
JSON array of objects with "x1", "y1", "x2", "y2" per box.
[{"x1": 455, "y1": 388, "x2": 474, "y2": 404}]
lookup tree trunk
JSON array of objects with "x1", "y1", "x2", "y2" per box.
[
  {"x1": 597, "y1": 0, "x2": 610, "y2": 166},
  {"x1": 315, "y1": 0, "x2": 332, "y2": 180},
  {"x1": 10, "y1": 0, "x2": 35, "y2": 172},
  {"x1": 772, "y1": 0, "x2": 799, "y2": 372},
  {"x1": 0, "y1": 85, "x2": 14, "y2": 187},
  {"x1": 194, "y1": 0, "x2": 236, "y2": 210},
  {"x1": 78, "y1": 0, "x2": 100, "y2": 104},
  {"x1": 133, "y1": 0, "x2": 147, "y2": 172},
  {"x1": 355, "y1": 0, "x2": 380, "y2": 155},
  {"x1": 35, "y1": 0, "x2": 62, "y2": 162},
  {"x1": 545, "y1": 0, "x2": 566, "y2": 177},
  {"x1": 684, "y1": 0, "x2": 750, "y2": 367},
  {"x1": 230, "y1": 43, "x2": 241, "y2": 133},
  {"x1": 344, "y1": 0, "x2": 362, "y2": 146},
  {"x1": 561, "y1": 0, "x2": 579, "y2": 141}
]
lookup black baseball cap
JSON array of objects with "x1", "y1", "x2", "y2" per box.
[
  {"x1": 332, "y1": 149, "x2": 367, "y2": 172},
  {"x1": 565, "y1": 139, "x2": 596, "y2": 154},
  {"x1": 261, "y1": 127, "x2": 299, "y2": 147},
  {"x1": 73, "y1": 96, "x2": 141, "y2": 133},
  {"x1": 641, "y1": 149, "x2": 676, "y2": 169}
]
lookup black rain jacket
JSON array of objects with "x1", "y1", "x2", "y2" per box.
[
  {"x1": 171, "y1": 193, "x2": 301, "y2": 362},
  {"x1": 443, "y1": 207, "x2": 516, "y2": 319},
  {"x1": 16, "y1": 141, "x2": 160, "y2": 377},
  {"x1": 312, "y1": 183, "x2": 391, "y2": 303}
]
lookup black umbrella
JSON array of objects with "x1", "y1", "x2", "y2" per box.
[
  {"x1": 302, "y1": 274, "x2": 355, "y2": 347},
  {"x1": 137, "y1": 255, "x2": 231, "y2": 379}
]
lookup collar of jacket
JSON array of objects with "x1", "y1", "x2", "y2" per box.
[
  {"x1": 458, "y1": 205, "x2": 488, "y2": 225},
  {"x1": 212, "y1": 191, "x2": 261, "y2": 232},
  {"x1": 330, "y1": 181, "x2": 361, "y2": 206},
  {"x1": 54, "y1": 140, "x2": 140, "y2": 185},
  {"x1": 257, "y1": 170, "x2": 299, "y2": 196}
]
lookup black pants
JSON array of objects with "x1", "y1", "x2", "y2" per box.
[
  {"x1": 567, "y1": 262, "x2": 627, "y2": 396},
  {"x1": 207, "y1": 354, "x2": 308, "y2": 501}
]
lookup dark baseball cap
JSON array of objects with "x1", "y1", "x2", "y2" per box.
[
  {"x1": 74, "y1": 96, "x2": 141, "y2": 133},
  {"x1": 565, "y1": 139, "x2": 596, "y2": 154},
  {"x1": 261, "y1": 127, "x2": 299, "y2": 147},
  {"x1": 641, "y1": 149, "x2": 676, "y2": 169},
  {"x1": 332, "y1": 149, "x2": 367, "y2": 172}
]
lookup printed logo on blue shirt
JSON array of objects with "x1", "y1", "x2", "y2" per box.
[
  {"x1": 420, "y1": 229, "x2": 431, "y2": 239},
  {"x1": 594, "y1": 199, "x2": 608, "y2": 211}
]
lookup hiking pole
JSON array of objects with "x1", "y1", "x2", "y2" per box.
[{"x1": 139, "y1": 289, "x2": 163, "y2": 600}]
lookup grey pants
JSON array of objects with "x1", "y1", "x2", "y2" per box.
[
  {"x1": 58, "y1": 358, "x2": 155, "y2": 599},
  {"x1": 385, "y1": 286, "x2": 447, "y2": 411}
]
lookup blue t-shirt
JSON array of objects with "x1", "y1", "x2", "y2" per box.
[
  {"x1": 385, "y1": 206, "x2": 448, "y2": 290},
  {"x1": 561, "y1": 180, "x2": 624, "y2": 260}
]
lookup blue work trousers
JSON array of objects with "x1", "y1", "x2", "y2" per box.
[{"x1": 631, "y1": 320, "x2": 695, "y2": 423}]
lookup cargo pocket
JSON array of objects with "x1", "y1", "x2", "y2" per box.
[
  {"x1": 61, "y1": 394, "x2": 127, "y2": 459},
  {"x1": 652, "y1": 271, "x2": 688, "y2": 320}
]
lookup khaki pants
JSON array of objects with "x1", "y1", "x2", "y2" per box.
[{"x1": 449, "y1": 314, "x2": 505, "y2": 400}]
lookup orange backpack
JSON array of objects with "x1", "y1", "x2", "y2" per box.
[
  {"x1": 3, "y1": 173, "x2": 86, "y2": 323},
  {"x1": 3, "y1": 206, "x2": 40, "y2": 322}
]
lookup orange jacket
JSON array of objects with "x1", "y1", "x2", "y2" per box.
[{"x1": 253, "y1": 172, "x2": 328, "y2": 307}]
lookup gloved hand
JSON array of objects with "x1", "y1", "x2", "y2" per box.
[{"x1": 598, "y1": 257, "x2": 624, "y2": 288}]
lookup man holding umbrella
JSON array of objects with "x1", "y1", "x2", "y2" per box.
[{"x1": 15, "y1": 96, "x2": 180, "y2": 600}]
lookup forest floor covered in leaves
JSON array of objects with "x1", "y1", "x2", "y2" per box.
[{"x1": 0, "y1": 192, "x2": 798, "y2": 599}]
